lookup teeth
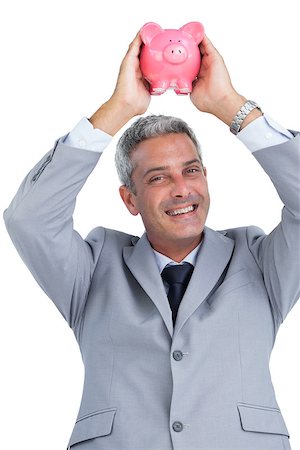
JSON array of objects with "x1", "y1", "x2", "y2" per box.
[{"x1": 167, "y1": 205, "x2": 195, "y2": 216}]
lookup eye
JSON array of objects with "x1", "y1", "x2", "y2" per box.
[
  {"x1": 169, "y1": 39, "x2": 172, "y2": 42},
  {"x1": 149, "y1": 175, "x2": 165, "y2": 183},
  {"x1": 178, "y1": 40, "x2": 181, "y2": 42},
  {"x1": 186, "y1": 167, "x2": 201, "y2": 175}
]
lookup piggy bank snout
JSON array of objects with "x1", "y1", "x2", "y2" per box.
[{"x1": 163, "y1": 43, "x2": 187, "y2": 64}]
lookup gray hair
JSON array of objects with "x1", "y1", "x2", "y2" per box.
[{"x1": 115, "y1": 114, "x2": 202, "y2": 193}]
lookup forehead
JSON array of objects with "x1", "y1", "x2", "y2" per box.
[{"x1": 131, "y1": 133, "x2": 199, "y2": 168}]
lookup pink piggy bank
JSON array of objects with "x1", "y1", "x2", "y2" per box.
[{"x1": 140, "y1": 22, "x2": 204, "y2": 95}]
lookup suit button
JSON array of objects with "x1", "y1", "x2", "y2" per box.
[
  {"x1": 172, "y1": 421, "x2": 183, "y2": 432},
  {"x1": 173, "y1": 350, "x2": 183, "y2": 361}
]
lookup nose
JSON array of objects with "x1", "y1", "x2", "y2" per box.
[
  {"x1": 170, "y1": 175, "x2": 190, "y2": 198},
  {"x1": 163, "y1": 43, "x2": 187, "y2": 64}
]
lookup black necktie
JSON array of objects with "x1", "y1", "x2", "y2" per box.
[{"x1": 161, "y1": 263, "x2": 194, "y2": 325}]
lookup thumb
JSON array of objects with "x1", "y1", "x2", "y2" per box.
[{"x1": 125, "y1": 31, "x2": 143, "y2": 59}]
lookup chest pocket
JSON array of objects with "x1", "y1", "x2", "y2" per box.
[
  {"x1": 237, "y1": 403, "x2": 289, "y2": 437},
  {"x1": 68, "y1": 407, "x2": 117, "y2": 448}
]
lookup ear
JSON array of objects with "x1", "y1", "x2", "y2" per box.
[
  {"x1": 140, "y1": 22, "x2": 163, "y2": 45},
  {"x1": 119, "y1": 185, "x2": 139, "y2": 216},
  {"x1": 180, "y1": 22, "x2": 205, "y2": 44},
  {"x1": 203, "y1": 166, "x2": 207, "y2": 178}
]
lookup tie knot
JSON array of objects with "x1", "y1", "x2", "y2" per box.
[{"x1": 161, "y1": 263, "x2": 194, "y2": 286}]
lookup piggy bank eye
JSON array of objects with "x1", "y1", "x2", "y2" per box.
[
  {"x1": 178, "y1": 40, "x2": 181, "y2": 42},
  {"x1": 169, "y1": 39, "x2": 172, "y2": 42}
]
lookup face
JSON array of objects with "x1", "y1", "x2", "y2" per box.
[{"x1": 119, "y1": 133, "x2": 210, "y2": 260}]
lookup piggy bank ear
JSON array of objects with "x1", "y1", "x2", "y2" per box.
[
  {"x1": 180, "y1": 22, "x2": 204, "y2": 44},
  {"x1": 140, "y1": 22, "x2": 163, "y2": 45}
]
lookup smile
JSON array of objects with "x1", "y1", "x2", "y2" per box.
[{"x1": 166, "y1": 204, "x2": 198, "y2": 216}]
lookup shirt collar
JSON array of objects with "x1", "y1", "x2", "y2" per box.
[{"x1": 152, "y1": 241, "x2": 202, "y2": 274}]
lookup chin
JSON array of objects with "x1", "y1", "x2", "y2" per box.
[{"x1": 170, "y1": 230, "x2": 203, "y2": 243}]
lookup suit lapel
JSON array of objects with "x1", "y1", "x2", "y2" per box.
[
  {"x1": 123, "y1": 227, "x2": 234, "y2": 339},
  {"x1": 123, "y1": 233, "x2": 173, "y2": 337},
  {"x1": 174, "y1": 227, "x2": 234, "y2": 337}
]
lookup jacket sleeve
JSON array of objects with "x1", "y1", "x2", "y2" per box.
[
  {"x1": 246, "y1": 132, "x2": 300, "y2": 323},
  {"x1": 3, "y1": 138, "x2": 107, "y2": 329}
]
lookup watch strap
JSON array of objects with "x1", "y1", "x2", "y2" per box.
[{"x1": 230, "y1": 100, "x2": 262, "y2": 135}]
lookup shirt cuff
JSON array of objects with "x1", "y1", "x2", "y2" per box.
[
  {"x1": 237, "y1": 114, "x2": 294, "y2": 153},
  {"x1": 63, "y1": 117, "x2": 113, "y2": 152}
]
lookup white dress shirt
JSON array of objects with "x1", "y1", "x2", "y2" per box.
[{"x1": 153, "y1": 242, "x2": 201, "y2": 274}]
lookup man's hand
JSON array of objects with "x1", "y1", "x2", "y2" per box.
[
  {"x1": 90, "y1": 31, "x2": 151, "y2": 136},
  {"x1": 190, "y1": 35, "x2": 261, "y2": 127}
]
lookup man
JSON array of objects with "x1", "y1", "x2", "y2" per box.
[{"x1": 4, "y1": 30, "x2": 300, "y2": 450}]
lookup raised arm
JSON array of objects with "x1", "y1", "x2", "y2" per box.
[
  {"x1": 191, "y1": 35, "x2": 300, "y2": 323},
  {"x1": 3, "y1": 31, "x2": 150, "y2": 330}
]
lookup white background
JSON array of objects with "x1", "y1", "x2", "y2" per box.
[{"x1": 1, "y1": 0, "x2": 299, "y2": 448}]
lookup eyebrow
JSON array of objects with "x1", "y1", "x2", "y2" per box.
[
  {"x1": 183, "y1": 159, "x2": 201, "y2": 167},
  {"x1": 143, "y1": 159, "x2": 201, "y2": 178}
]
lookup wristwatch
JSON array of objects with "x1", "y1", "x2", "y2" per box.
[{"x1": 229, "y1": 100, "x2": 262, "y2": 135}]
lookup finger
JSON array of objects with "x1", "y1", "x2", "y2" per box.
[
  {"x1": 200, "y1": 34, "x2": 220, "y2": 57},
  {"x1": 119, "y1": 31, "x2": 142, "y2": 72},
  {"x1": 126, "y1": 30, "x2": 143, "y2": 58}
]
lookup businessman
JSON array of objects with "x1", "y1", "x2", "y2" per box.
[{"x1": 4, "y1": 30, "x2": 300, "y2": 450}]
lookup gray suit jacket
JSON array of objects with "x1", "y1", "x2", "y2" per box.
[{"x1": 3, "y1": 132, "x2": 300, "y2": 450}]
